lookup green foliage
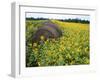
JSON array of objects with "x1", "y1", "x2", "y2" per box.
[{"x1": 26, "y1": 19, "x2": 90, "y2": 67}]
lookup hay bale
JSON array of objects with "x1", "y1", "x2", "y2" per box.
[{"x1": 32, "y1": 21, "x2": 62, "y2": 45}]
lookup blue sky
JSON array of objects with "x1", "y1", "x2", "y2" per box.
[{"x1": 26, "y1": 13, "x2": 90, "y2": 21}]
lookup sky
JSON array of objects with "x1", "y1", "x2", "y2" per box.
[{"x1": 26, "y1": 12, "x2": 90, "y2": 21}]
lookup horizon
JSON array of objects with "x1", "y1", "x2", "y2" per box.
[{"x1": 26, "y1": 13, "x2": 90, "y2": 21}]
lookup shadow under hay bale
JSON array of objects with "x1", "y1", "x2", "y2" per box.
[{"x1": 32, "y1": 20, "x2": 62, "y2": 46}]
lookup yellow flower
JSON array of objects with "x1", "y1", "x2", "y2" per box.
[
  {"x1": 59, "y1": 49, "x2": 62, "y2": 52},
  {"x1": 85, "y1": 47, "x2": 88, "y2": 52},
  {"x1": 47, "y1": 39, "x2": 49, "y2": 41},
  {"x1": 40, "y1": 35, "x2": 45, "y2": 40},
  {"x1": 34, "y1": 48, "x2": 38, "y2": 54},
  {"x1": 33, "y1": 43, "x2": 37, "y2": 47},
  {"x1": 38, "y1": 62, "x2": 40, "y2": 66},
  {"x1": 47, "y1": 50, "x2": 52, "y2": 56},
  {"x1": 59, "y1": 45, "x2": 65, "y2": 52},
  {"x1": 45, "y1": 39, "x2": 49, "y2": 44},
  {"x1": 62, "y1": 47, "x2": 65, "y2": 50},
  {"x1": 34, "y1": 48, "x2": 38, "y2": 51},
  {"x1": 52, "y1": 39, "x2": 55, "y2": 42}
]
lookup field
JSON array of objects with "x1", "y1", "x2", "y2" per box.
[{"x1": 26, "y1": 19, "x2": 90, "y2": 67}]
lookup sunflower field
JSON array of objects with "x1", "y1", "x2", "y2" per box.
[{"x1": 26, "y1": 19, "x2": 90, "y2": 67}]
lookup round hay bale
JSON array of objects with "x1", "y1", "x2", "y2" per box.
[{"x1": 32, "y1": 21, "x2": 62, "y2": 45}]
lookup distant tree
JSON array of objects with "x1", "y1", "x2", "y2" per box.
[
  {"x1": 58, "y1": 18, "x2": 89, "y2": 24},
  {"x1": 26, "y1": 17, "x2": 90, "y2": 24}
]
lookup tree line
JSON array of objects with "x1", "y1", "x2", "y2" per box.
[{"x1": 26, "y1": 17, "x2": 90, "y2": 24}]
